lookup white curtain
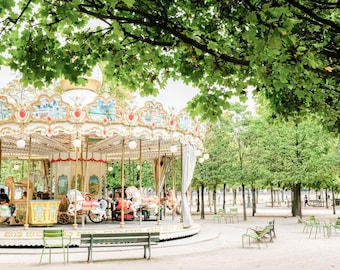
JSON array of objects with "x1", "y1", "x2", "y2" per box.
[{"x1": 181, "y1": 144, "x2": 196, "y2": 228}]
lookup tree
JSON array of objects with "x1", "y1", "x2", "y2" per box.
[
  {"x1": 0, "y1": 1, "x2": 339, "y2": 127},
  {"x1": 107, "y1": 160, "x2": 154, "y2": 190},
  {"x1": 247, "y1": 113, "x2": 340, "y2": 217},
  {"x1": 193, "y1": 104, "x2": 253, "y2": 220}
]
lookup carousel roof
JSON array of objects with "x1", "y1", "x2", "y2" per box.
[{"x1": 0, "y1": 76, "x2": 206, "y2": 162}]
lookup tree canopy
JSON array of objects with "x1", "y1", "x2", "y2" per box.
[{"x1": 0, "y1": 1, "x2": 339, "y2": 128}]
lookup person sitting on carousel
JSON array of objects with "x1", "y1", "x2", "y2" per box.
[
  {"x1": 0, "y1": 188, "x2": 9, "y2": 205},
  {"x1": 114, "y1": 192, "x2": 137, "y2": 218},
  {"x1": 0, "y1": 188, "x2": 16, "y2": 221}
]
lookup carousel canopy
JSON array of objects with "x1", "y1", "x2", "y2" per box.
[{"x1": 0, "y1": 74, "x2": 206, "y2": 162}]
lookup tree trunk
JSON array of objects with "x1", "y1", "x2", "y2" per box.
[
  {"x1": 213, "y1": 186, "x2": 217, "y2": 214},
  {"x1": 242, "y1": 184, "x2": 247, "y2": 221},
  {"x1": 233, "y1": 188, "x2": 237, "y2": 206},
  {"x1": 270, "y1": 187, "x2": 274, "y2": 207},
  {"x1": 196, "y1": 187, "x2": 200, "y2": 213},
  {"x1": 222, "y1": 183, "x2": 226, "y2": 209},
  {"x1": 251, "y1": 187, "x2": 256, "y2": 216},
  {"x1": 292, "y1": 183, "x2": 302, "y2": 217},
  {"x1": 208, "y1": 190, "x2": 213, "y2": 212},
  {"x1": 332, "y1": 189, "x2": 336, "y2": 215},
  {"x1": 200, "y1": 184, "x2": 205, "y2": 219}
]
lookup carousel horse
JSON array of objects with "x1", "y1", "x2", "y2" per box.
[
  {"x1": 163, "y1": 189, "x2": 178, "y2": 211},
  {"x1": 125, "y1": 186, "x2": 159, "y2": 215},
  {"x1": 66, "y1": 189, "x2": 101, "y2": 215}
]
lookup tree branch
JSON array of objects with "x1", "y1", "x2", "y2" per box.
[
  {"x1": 287, "y1": 0, "x2": 340, "y2": 32},
  {"x1": 78, "y1": 3, "x2": 250, "y2": 66}
]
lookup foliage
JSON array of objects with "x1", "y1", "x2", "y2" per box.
[
  {"x1": 195, "y1": 102, "x2": 340, "y2": 216},
  {"x1": 247, "y1": 116, "x2": 340, "y2": 191},
  {"x1": 194, "y1": 103, "x2": 256, "y2": 187},
  {"x1": 0, "y1": 1, "x2": 339, "y2": 130},
  {"x1": 106, "y1": 160, "x2": 154, "y2": 189}
]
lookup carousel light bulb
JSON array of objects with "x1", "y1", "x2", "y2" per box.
[
  {"x1": 73, "y1": 139, "x2": 81, "y2": 148},
  {"x1": 199, "y1": 157, "x2": 205, "y2": 163},
  {"x1": 16, "y1": 139, "x2": 25, "y2": 148},
  {"x1": 13, "y1": 164, "x2": 20, "y2": 170},
  {"x1": 108, "y1": 166, "x2": 113, "y2": 172},
  {"x1": 136, "y1": 165, "x2": 141, "y2": 170},
  {"x1": 170, "y1": 145, "x2": 178, "y2": 153},
  {"x1": 203, "y1": 153, "x2": 210, "y2": 160},
  {"x1": 195, "y1": 149, "x2": 202, "y2": 156},
  {"x1": 128, "y1": 140, "x2": 137, "y2": 149}
]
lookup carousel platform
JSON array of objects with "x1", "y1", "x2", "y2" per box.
[{"x1": 0, "y1": 215, "x2": 200, "y2": 247}]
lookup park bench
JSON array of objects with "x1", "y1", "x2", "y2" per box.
[
  {"x1": 308, "y1": 200, "x2": 324, "y2": 207},
  {"x1": 80, "y1": 232, "x2": 160, "y2": 262}
]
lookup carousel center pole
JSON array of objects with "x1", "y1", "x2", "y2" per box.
[
  {"x1": 82, "y1": 136, "x2": 89, "y2": 228},
  {"x1": 172, "y1": 151, "x2": 176, "y2": 221},
  {"x1": 157, "y1": 139, "x2": 161, "y2": 225},
  {"x1": 73, "y1": 137, "x2": 81, "y2": 229},
  {"x1": 120, "y1": 138, "x2": 125, "y2": 228},
  {"x1": 138, "y1": 139, "x2": 142, "y2": 225}
]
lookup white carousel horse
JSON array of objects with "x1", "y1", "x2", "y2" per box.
[
  {"x1": 125, "y1": 186, "x2": 159, "y2": 215},
  {"x1": 92, "y1": 199, "x2": 108, "y2": 219},
  {"x1": 66, "y1": 189, "x2": 101, "y2": 216}
]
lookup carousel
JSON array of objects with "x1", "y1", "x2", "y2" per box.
[{"x1": 0, "y1": 67, "x2": 207, "y2": 246}]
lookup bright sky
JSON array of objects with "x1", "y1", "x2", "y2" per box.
[
  {"x1": 0, "y1": 66, "x2": 17, "y2": 88},
  {"x1": 0, "y1": 65, "x2": 199, "y2": 111},
  {"x1": 134, "y1": 79, "x2": 199, "y2": 112}
]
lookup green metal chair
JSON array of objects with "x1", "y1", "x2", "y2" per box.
[
  {"x1": 228, "y1": 208, "x2": 239, "y2": 223},
  {"x1": 297, "y1": 216, "x2": 312, "y2": 233},
  {"x1": 39, "y1": 229, "x2": 71, "y2": 265},
  {"x1": 329, "y1": 217, "x2": 340, "y2": 234},
  {"x1": 308, "y1": 215, "x2": 328, "y2": 238},
  {"x1": 213, "y1": 208, "x2": 227, "y2": 223},
  {"x1": 242, "y1": 225, "x2": 271, "y2": 249}
]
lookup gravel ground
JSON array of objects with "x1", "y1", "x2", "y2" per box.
[{"x1": 0, "y1": 206, "x2": 339, "y2": 270}]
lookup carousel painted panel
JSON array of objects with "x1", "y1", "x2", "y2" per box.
[
  {"x1": 51, "y1": 152, "x2": 106, "y2": 198},
  {"x1": 57, "y1": 175, "x2": 68, "y2": 196},
  {"x1": 28, "y1": 200, "x2": 60, "y2": 226},
  {"x1": 71, "y1": 174, "x2": 83, "y2": 191},
  {"x1": 88, "y1": 175, "x2": 99, "y2": 195}
]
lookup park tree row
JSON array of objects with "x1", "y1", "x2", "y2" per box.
[{"x1": 193, "y1": 103, "x2": 340, "y2": 220}]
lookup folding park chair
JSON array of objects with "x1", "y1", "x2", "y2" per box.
[{"x1": 39, "y1": 229, "x2": 71, "y2": 265}]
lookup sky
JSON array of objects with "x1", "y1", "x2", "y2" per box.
[
  {"x1": 0, "y1": 65, "x2": 199, "y2": 112},
  {"x1": 0, "y1": 65, "x2": 255, "y2": 114},
  {"x1": 0, "y1": 66, "x2": 17, "y2": 88},
  {"x1": 134, "y1": 79, "x2": 199, "y2": 112}
]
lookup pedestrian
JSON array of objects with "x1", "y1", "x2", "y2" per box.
[{"x1": 304, "y1": 195, "x2": 309, "y2": 206}]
